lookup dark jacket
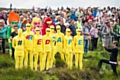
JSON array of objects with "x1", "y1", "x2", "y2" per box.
[
  {"x1": 104, "y1": 47, "x2": 118, "y2": 62},
  {"x1": 59, "y1": 24, "x2": 66, "y2": 34},
  {"x1": 69, "y1": 24, "x2": 76, "y2": 36}
]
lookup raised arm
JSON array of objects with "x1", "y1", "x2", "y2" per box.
[{"x1": 104, "y1": 47, "x2": 112, "y2": 52}]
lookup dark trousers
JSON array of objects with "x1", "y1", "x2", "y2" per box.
[
  {"x1": 12, "y1": 47, "x2": 15, "y2": 59},
  {"x1": 1, "y1": 39, "x2": 5, "y2": 54},
  {"x1": 114, "y1": 35, "x2": 120, "y2": 43},
  {"x1": 98, "y1": 59, "x2": 118, "y2": 76},
  {"x1": 91, "y1": 37, "x2": 98, "y2": 50}
]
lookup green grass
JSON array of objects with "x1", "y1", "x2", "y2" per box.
[{"x1": 0, "y1": 40, "x2": 120, "y2": 80}]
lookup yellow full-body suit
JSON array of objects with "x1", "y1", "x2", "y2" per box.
[
  {"x1": 64, "y1": 28, "x2": 74, "y2": 69},
  {"x1": 50, "y1": 26, "x2": 56, "y2": 68},
  {"x1": 42, "y1": 28, "x2": 52, "y2": 70},
  {"x1": 73, "y1": 29, "x2": 84, "y2": 70},
  {"x1": 55, "y1": 25, "x2": 65, "y2": 61},
  {"x1": 12, "y1": 29, "x2": 25, "y2": 70},
  {"x1": 23, "y1": 23, "x2": 34, "y2": 70},
  {"x1": 34, "y1": 28, "x2": 43, "y2": 71}
]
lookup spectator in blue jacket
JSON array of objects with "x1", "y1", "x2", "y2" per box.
[
  {"x1": 70, "y1": 10, "x2": 77, "y2": 21},
  {"x1": 92, "y1": 8, "x2": 98, "y2": 17},
  {"x1": 0, "y1": 19, "x2": 7, "y2": 54}
]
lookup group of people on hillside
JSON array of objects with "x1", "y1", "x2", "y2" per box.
[
  {"x1": 0, "y1": 6, "x2": 120, "y2": 75},
  {"x1": 0, "y1": 6, "x2": 120, "y2": 53}
]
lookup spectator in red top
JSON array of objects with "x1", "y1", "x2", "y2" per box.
[{"x1": 87, "y1": 12, "x2": 94, "y2": 21}]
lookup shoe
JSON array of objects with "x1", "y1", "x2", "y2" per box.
[{"x1": 46, "y1": 68, "x2": 51, "y2": 71}]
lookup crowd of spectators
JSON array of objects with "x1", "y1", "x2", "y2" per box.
[{"x1": 0, "y1": 6, "x2": 120, "y2": 53}]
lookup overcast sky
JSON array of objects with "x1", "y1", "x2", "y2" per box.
[{"x1": 0, "y1": 0, "x2": 119, "y2": 9}]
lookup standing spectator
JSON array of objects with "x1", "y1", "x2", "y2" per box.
[
  {"x1": 76, "y1": 8, "x2": 84, "y2": 18},
  {"x1": 87, "y1": 13, "x2": 94, "y2": 21},
  {"x1": 76, "y1": 17, "x2": 82, "y2": 29},
  {"x1": 102, "y1": 21, "x2": 113, "y2": 48},
  {"x1": 82, "y1": 21, "x2": 90, "y2": 53},
  {"x1": 101, "y1": 13, "x2": 109, "y2": 23},
  {"x1": 0, "y1": 11, "x2": 7, "y2": 24},
  {"x1": 113, "y1": 18, "x2": 120, "y2": 42},
  {"x1": 70, "y1": 10, "x2": 77, "y2": 21},
  {"x1": 103, "y1": 7, "x2": 107, "y2": 13},
  {"x1": 18, "y1": 16, "x2": 23, "y2": 29},
  {"x1": 10, "y1": 25, "x2": 18, "y2": 59},
  {"x1": 88, "y1": 19, "x2": 93, "y2": 31},
  {"x1": 90, "y1": 23, "x2": 98, "y2": 51},
  {"x1": 98, "y1": 20, "x2": 105, "y2": 42},
  {"x1": 96, "y1": 8, "x2": 103, "y2": 20},
  {"x1": 65, "y1": 23, "x2": 69, "y2": 28},
  {"x1": 2, "y1": 11, "x2": 7, "y2": 24},
  {"x1": 92, "y1": 8, "x2": 98, "y2": 17},
  {"x1": 10, "y1": 3, "x2": 12, "y2": 11},
  {"x1": 107, "y1": 6, "x2": 112, "y2": 16},
  {"x1": 69, "y1": 19, "x2": 76, "y2": 37},
  {"x1": 118, "y1": 8, "x2": 120, "y2": 23},
  {"x1": 58, "y1": 18, "x2": 66, "y2": 34},
  {"x1": 0, "y1": 19, "x2": 7, "y2": 54},
  {"x1": 109, "y1": 22, "x2": 114, "y2": 41}
]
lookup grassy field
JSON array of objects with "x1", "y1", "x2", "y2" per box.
[{"x1": 0, "y1": 41, "x2": 120, "y2": 80}]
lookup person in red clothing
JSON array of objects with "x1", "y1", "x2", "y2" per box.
[
  {"x1": 87, "y1": 13, "x2": 94, "y2": 21},
  {"x1": 42, "y1": 17, "x2": 55, "y2": 35}
]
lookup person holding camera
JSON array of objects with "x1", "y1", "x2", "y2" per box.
[{"x1": 98, "y1": 41, "x2": 118, "y2": 76}]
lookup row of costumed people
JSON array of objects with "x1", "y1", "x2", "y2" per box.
[
  {"x1": 7, "y1": 10, "x2": 55, "y2": 56},
  {"x1": 12, "y1": 23, "x2": 84, "y2": 71}
]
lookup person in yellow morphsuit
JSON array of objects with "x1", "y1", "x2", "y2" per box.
[
  {"x1": 23, "y1": 23, "x2": 34, "y2": 70},
  {"x1": 64, "y1": 28, "x2": 74, "y2": 69},
  {"x1": 55, "y1": 25, "x2": 65, "y2": 61},
  {"x1": 50, "y1": 25, "x2": 56, "y2": 68},
  {"x1": 34, "y1": 28, "x2": 43, "y2": 71},
  {"x1": 12, "y1": 29, "x2": 25, "y2": 70},
  {"x1": 73, "y1": 29, "x2": 84, "y2": 70},
  {"x1": 42, "y1": 28, "x2": 52, "y2": 70}
]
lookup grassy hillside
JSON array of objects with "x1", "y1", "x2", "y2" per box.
[{"x1": 0, "y1": 41, "x2": 120, "y2": 80}]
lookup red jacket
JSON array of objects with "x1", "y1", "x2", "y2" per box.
[
  {"x1": 42, "y1": 22, "x2": 55, "y2": 35},
  {"x1": 42, "y1": 17, "x2": 56, "y2": 35},
  {"x1": 87, "y1": 15, "x2": 94, "y2": 21}
]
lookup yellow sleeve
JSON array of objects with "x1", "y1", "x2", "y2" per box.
[
  {"x1": 62, "y1": 34, "x2": 64, "y2": 48},
  {"x1": 64, "y1": 36, "x2": 67, "y2": 50},
  {"x1": 31, "y1": 18, "x2": 34, "y2": 28},
  {"x1": 23, "y1": 37, "x2": 25, "y2": 49},
  {"x1": 82, "y1": 37, "x2": 84, "y2": 54},
  {"x1": 50, "y1": 37, "x2": 52, "y2": 50},
  {"x1": 54, "y1": 34, "x2": 56, "y2": 44},
  {"x1": 42, "y1": 36, "x2": 45, "y2": 51},
  {"x1": 22, "y1": 32, "x2": 25, "y2": 37},
  {"x1": 34, "y1": 36, "x2": 36, "y2": 49},
  {"x1": 12, "y1": 37, "x2": 16, "y2": 49},
  {"x1": 72, "y1": 37, "x2": 74, "y2": 51},
  {"x1": 55, "y1": 34, "x2": 57, "y2": 44},
  {"x1": 73, "y1": 37, "x2": 76, "y2": 52},
  {"x1": 41, "y1": 36, "x2": 44, "y2": 51},
  {"x1": 32, "y1": 33, "x2": 35, "y2": 49}
]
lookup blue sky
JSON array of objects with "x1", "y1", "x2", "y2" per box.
[{"x1": 0, "y1": 0, "x2": 119, "y2": 9}]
